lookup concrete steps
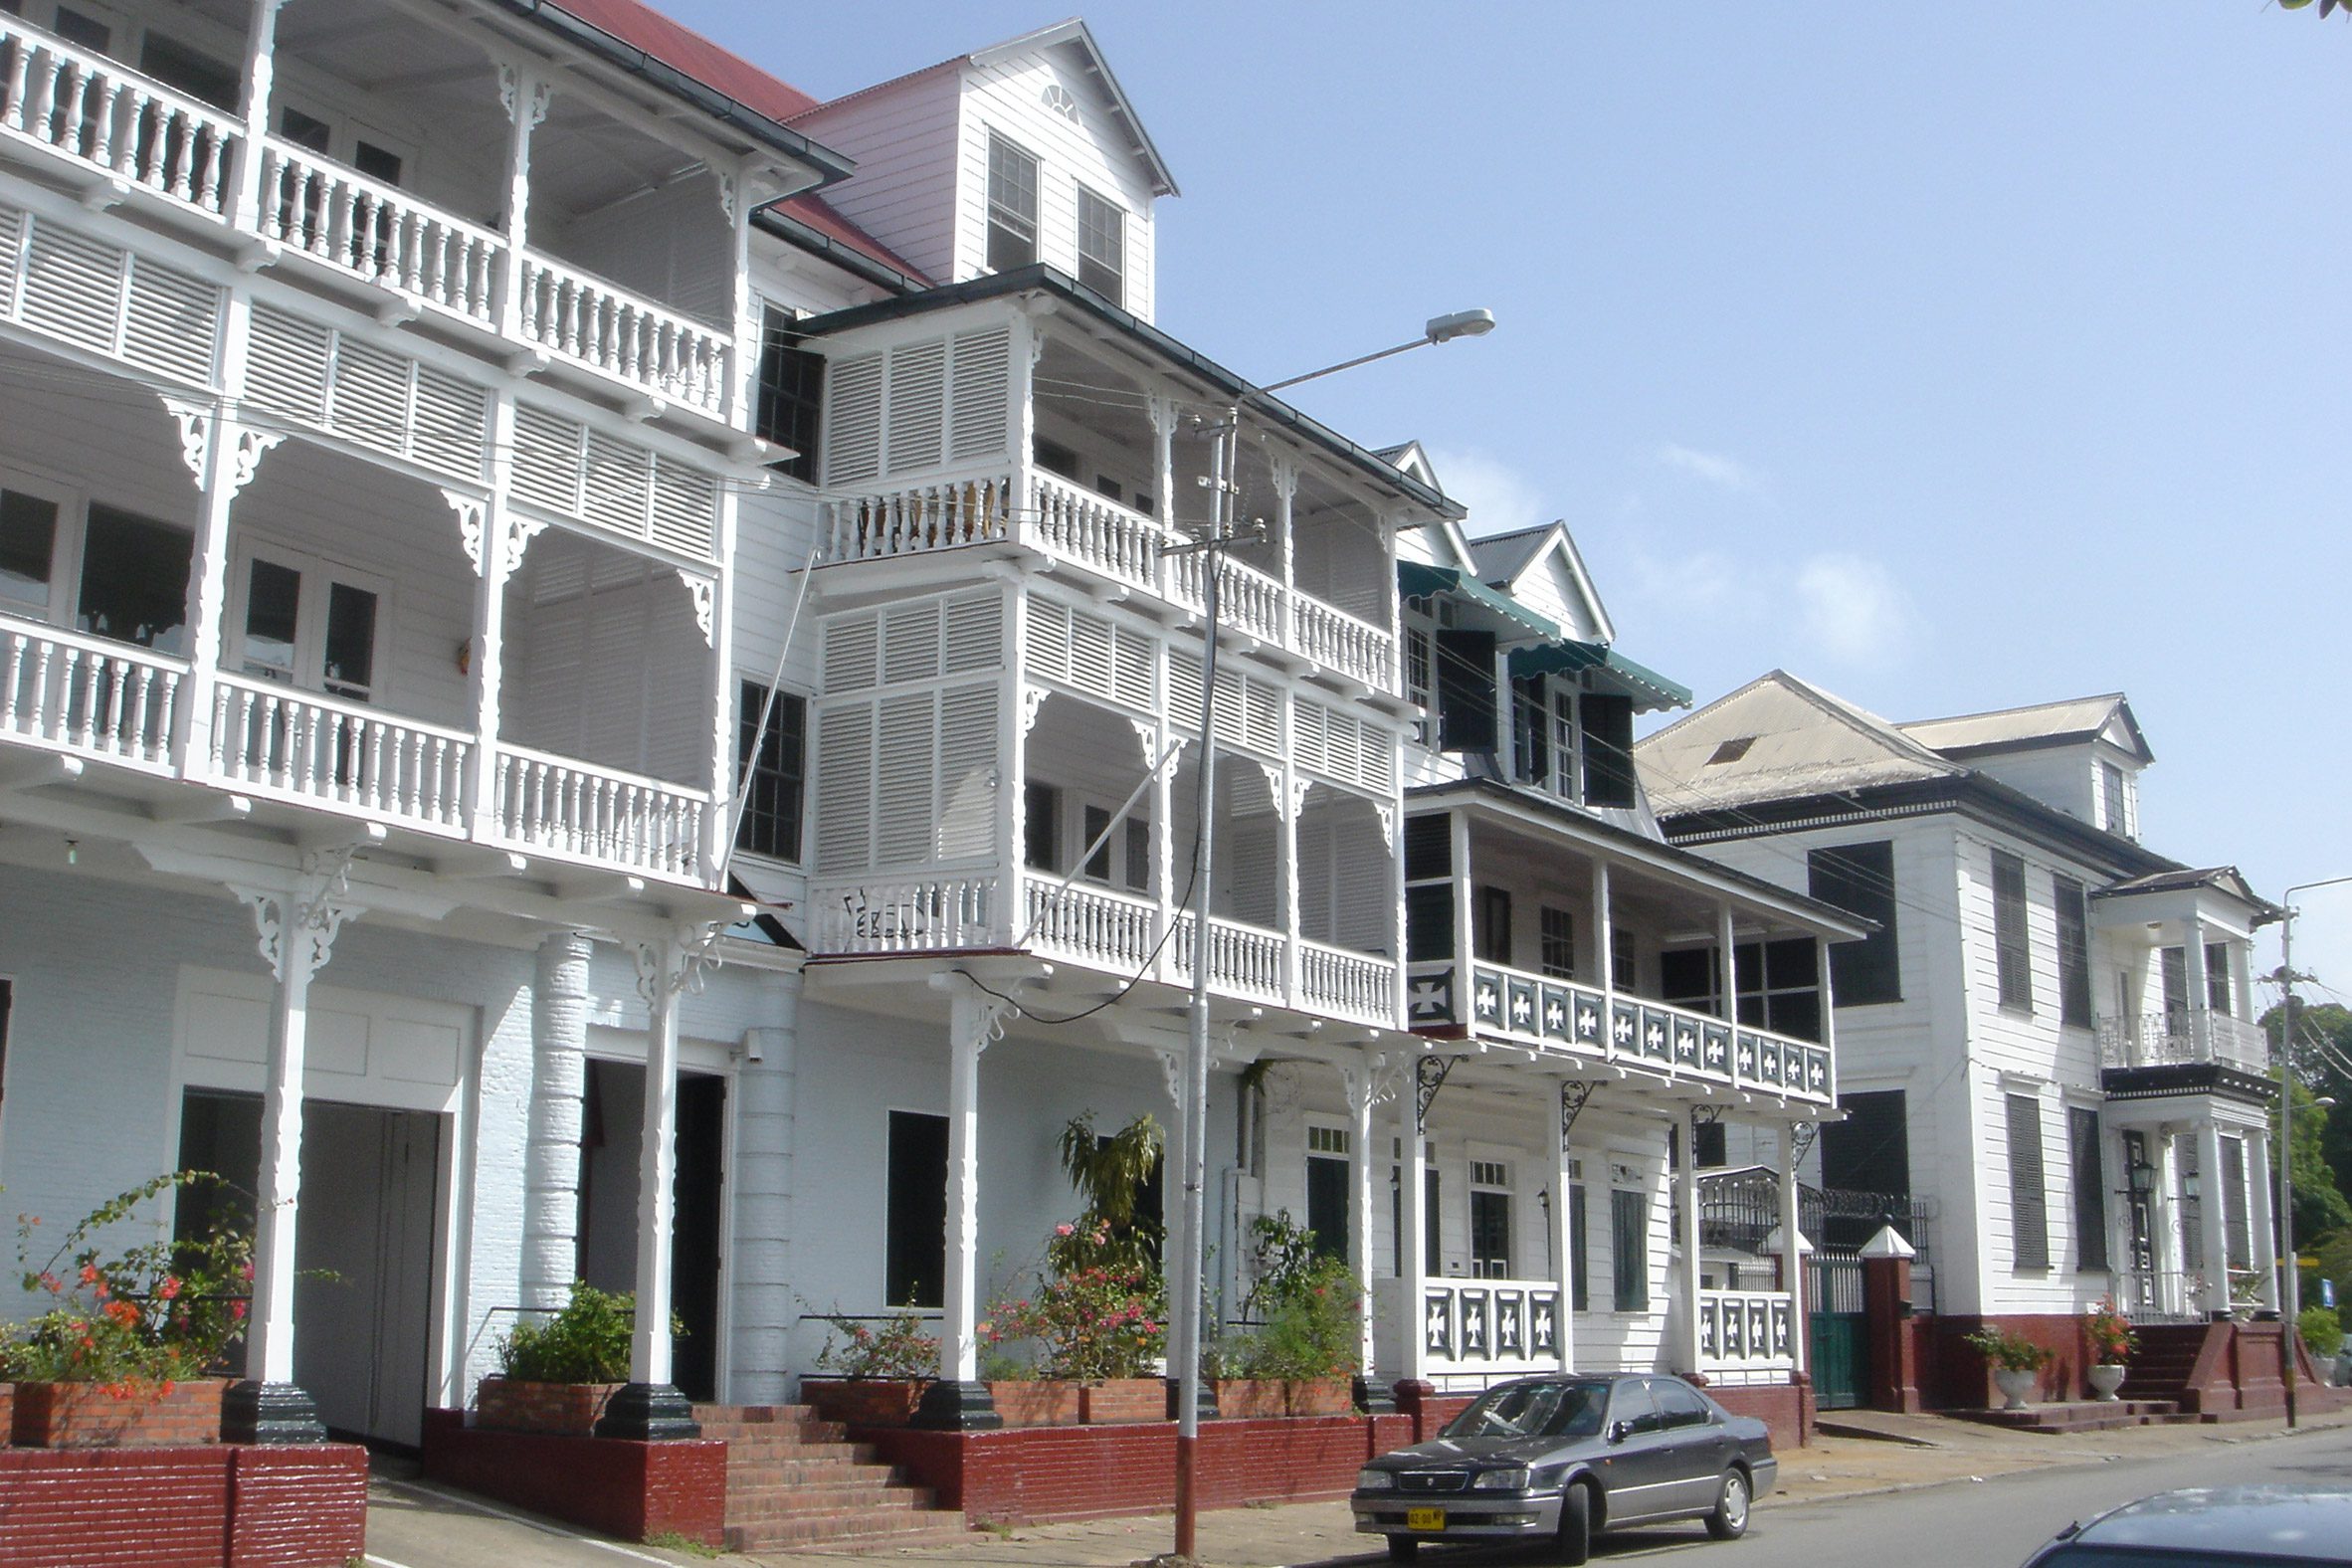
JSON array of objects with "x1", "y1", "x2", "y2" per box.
[
  {"x1": 692, "y1": 1402, "x2": 972, "y2": 1555},
  {"x1": 1952, "y1": 1398, "x2": 2190, "y2": 1434}
]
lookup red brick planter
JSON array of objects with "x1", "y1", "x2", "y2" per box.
[
  {"x1": 10, "y1": 1378, "x2": 224, "y2": 1449},
  {"x1": 801, "y1": 1377, "x2": 927, "y2": 1429},
  {"x1": 987, "y1": 1380, "x2": 1081, "y2": 1428},
  {"x1": 1078, "y1": 1379, "x2": 1164, "y2": 1424},
  {"x1": 1211, "y1": 1377, "x2": 1353, "y2": 1419},
  {"x1": 0, "y1": 1442, "x2": 366, "y2": 1567},
  {"x1": 422, "y1": 1408, "x2": 726, "y2": 1549},
  {"x1": 474, "y1": 1377, "x2": 624, "y2": 1437}
]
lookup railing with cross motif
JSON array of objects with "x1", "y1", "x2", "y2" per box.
[
  {"x1": 1407, "y1": 1276, "x2": 1566, "y2": 1388},
  {"x1": 1695, "y1": 1289, "x2": 1795, "y2": 1386}
]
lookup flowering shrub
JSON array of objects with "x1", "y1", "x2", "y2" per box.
[
  {"x1": 2083, "y1": 1295, "x2": 2137, "y2": 1365},
  {"x1": 814, "y1": 1308, "x2": 938, "y2": 1380},
  {"x1": 499, "y1": 1282, "x2": 678, "y2": 1383},
  {"x1": 1216, "y1": 1211, "x2": 1362, "y2": 1380},
  {"x1": 2, "y1": 1172, "x2": 254, "y2": 1394},
  {"x1": 982, "y1": 1220, "x2": 1166, "y2": 1381},
  {"x1": 1963, "y1": 1324, "x2": 2053, "y2": 1372}
]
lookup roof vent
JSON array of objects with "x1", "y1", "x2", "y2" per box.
[{"x1": 1707, "y1": 736, "x2": 1757, "y2": 766}]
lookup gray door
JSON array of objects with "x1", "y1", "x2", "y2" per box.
[
  {"x1": 294, "y1": 1102, "x2": 443, "y2": 1448},
  {"x1": 1594, "y1": 1380, "x2": 1682, "y2": 1522}
]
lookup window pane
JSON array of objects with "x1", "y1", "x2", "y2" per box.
[
  {"x1": 753, "y1": 308, "x2": 823, "y2": 483},
  {"x1": 322, "y1": 581, "x2": 377, "y2": 697},
  {"x1": 986, "y1": 134, "x2": 1038, "y2": 271},
  {"x1": 1123, "y1": 817, "x2": 1150, "y2": 893},
  {"x1": 1023, "y1": 781, "x2": 1060, "y2": 872},
  {"x1": 1612, "y1": 1189, "x2": 1649, "y2": 1310},
  {"x1": 735, "y1": 680, "x2": 806, "y2": 863},
  {"x1": 884, "y1": 1111, "x2": 949, "y2": 1309},
  {"x1": 52, "y1": 6, "x2": 110, "y2": 50},
  {"x1": 1076, "y1": 187, "x2": 1124, "y2": 305},
  {"x1": 1470, "y1": 1189, "x2": 1511, "y2": 1276},
  {"x1": 139, "y1": 33, "x2": 240, "y2": 111},
  {"x1": 1809, "y1": 841, "x2": 1900, "y2": 1005},
  {"x1": 1305, "y1": 1153, "x2": 1349, "y2": 1263},
  {"x1": 1082, "y1": 803, "x2": 1111, "y2": 882},
  {"x1": 79, "y1": 506, "x2": 192, "y2": 654},
  {"x1": 0, "y1": 489, "x2": 58, "y2": 610},
  {"x1": 280, "y1": 106, "x2": 332, "y2": 152},
  {"x1": 241, "y1": 556, "x2": 300, "y2": 680},
  {"x1": 353, "y1": 140, "x2": 403, "y2": 186}
]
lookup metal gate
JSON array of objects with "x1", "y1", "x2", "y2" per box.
[{"x1": 1807, "y1": 1251, "x2": 1867, "y2": 1411}]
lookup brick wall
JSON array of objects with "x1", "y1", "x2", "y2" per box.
[
  {"x1": 0, "y1": 1444, "x2": 365, "y2": 1568},
  {"x1": 1708, "y1": 1382, "x2": 1813, "y2": 1451},
  {"x1": 421, "y1": 1409, "x2": 728, "y2": 1547},
  {"x1": 868, "y1": 1415, "x2": 1416, "y2": 1525}
]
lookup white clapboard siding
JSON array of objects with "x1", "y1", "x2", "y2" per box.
[
  {"x1": 0, "y1": 205, "x2": 221, "y2": 387},
  {"x1": 786, "y1": 70, "x2": 962, "y2": 287},
  {"x1": 821, "y1": 325, "x2": 1011, "y2": 490}
]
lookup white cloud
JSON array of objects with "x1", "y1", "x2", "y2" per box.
[
  {"x1": 1654, "y1": 442, "x2": 1764, "y2": 494},
  {"x1": 1795, "y1": 552, "x2": 1914, "y2": 665},
  {"x1": 1422, "y1": 446, "x2": 1548, "y2": 536}
]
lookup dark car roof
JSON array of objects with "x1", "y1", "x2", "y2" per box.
[{"x1": 2068, "y1": 1488, "x2": 2352, "y2": 1561}]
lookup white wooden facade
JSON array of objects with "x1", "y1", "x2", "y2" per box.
[{"x1": 1641, "y1": 675, "x2": 2280, "y2": 1329}]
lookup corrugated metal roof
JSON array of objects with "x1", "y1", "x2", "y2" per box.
[
  {"x1": 1635, "y1": 671, "x2": 1961, "y2": 814},
  {"x1": 1899, "y1": 693, "x2": 2146, "y2": 760},
  {"x1": 1467, "y1": 522, "x2": 1556, "y2": 586}
]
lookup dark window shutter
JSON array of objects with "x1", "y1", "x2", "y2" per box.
[
  {"x1": 1435, "y1": 629, "x2": 1498, "y2": 752},
  {"x1": 1992, "y1": 850, "x2": 2034, "y2": 1012},
  {"x1": 2007, "y1": 1094, "x2": 2050, "y2": 1271},
  {"x1": 1808, "y1": 841, "x2": 1900, "y2": 1005},
  {"x1": 1612, "y1": 1189, "x2": 1649, "y2": 1310},
  {"x1": 1512, "y1": 673, "x2": 1549, "y2": 783},
  {"x1": 885, "y1": 1111, "x2": 950, "y2": 1308},
  {"x1": 1403, "y1": 813, "x2": 1452, "y2": 882},
  {"x1": 1580, "y1": 692, "x2": 1637, "y2": 808},
  {"x1": 1477, "y1": 885, "x2": 1513, "y2": 964},
  {"x1": 2070, "y1": 1106, "x2": 2109, "y2": 1273},
  {"x1": 1405, "y1": 883, "x2": 1456, "y2": 963},
  {"x1": 2222, "y1": 1136, "x2": 2251, "y2": 1272},
  {"x1": 1569, "y1": 1184, "x2": 1588, "y2": 1311},
  {"x1": 2056, "y1": 878, "x2": 2093, "y2": 1028}
]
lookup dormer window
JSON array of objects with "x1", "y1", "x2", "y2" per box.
[
  {"x1": 987, "y1": 132, "x2": 1039, "y2": 272},
  {"x1": 1077, "y1": 186, "x2": 1125, "y2": 306},
  {"x1": 2099, "y1": 760, "x2": 2132, "y2": 839}
]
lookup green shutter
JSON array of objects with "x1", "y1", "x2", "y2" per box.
[
  {"x1": 2069, "y1": 1106, "x2": 2108, "y2": 1273},
  {"x1": 2007, "y1": 1094, "x2": 2049, "y2": 1271}
]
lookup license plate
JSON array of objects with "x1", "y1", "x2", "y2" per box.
[{"x1": 1406, "y1": 1508, "x2": 1447, "y2": 1532}]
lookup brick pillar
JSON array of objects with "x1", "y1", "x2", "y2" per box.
[{"x1": 1862, "y1": 1253, "x2": 1921, "y2": 1414}]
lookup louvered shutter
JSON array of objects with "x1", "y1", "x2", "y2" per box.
[
  {"x1": 122, "y1": 256, "x2": 219, "y2": 384},
  {"x1": 884, "y1": 338, "x2": 946, "y2": 472},
  {"x1": 947, "y1": 327, "x2": 1011, "y2": 462},
  {"x1": 1580, "y1": 692, "x2": 1637, "y2": 808},
  {"x1": 823, "y1": 613, "x2": 880, "y2": 692},
  {"x1": 246, "y1": 305, "x2": 332, "y2": 425},
  {"x1": 814, "y1": 702, "x2": 875, "y2": 873},
  {"x1": 942, "y1": 593, "x2": 1003, "y2": 674},
  {"x1": 1435, "y1": 629, "x2": 1498, "y2": 753},
  {"x1": 825, "y1": 352, "x2": 883, "y2": 487},
  {"x1": 1612, "y1": 1189, "x2": 1649, "y2": 1311},
  {"x1": 1024, "y1": 597, "x2": 1071, "y2": 685},
  {"x1": 936, "y1": 685, "x2": 999, "y2": 860},
  {"x1": 2007, "y1": 1093, "x2": 2050, "y2": 1270},
  {"x1": 882, "y1": 601, "x2": 942, "y2": 685},
  {"x1": 2070, "y1": 1106, "x2": 2109, "y2": 1273},
  {"x1": 20, "y1": 222, "x2": 119, "y2": 352},
  {"x1": 0, "y1": 206, "x2": 21, "y2": 309},
  {"x1": 1993, "y1": 850, "x2": 2035, "y2": 1011},
  {"x1": 876, "y1": 692, "x2": 934, "y2": 864}
]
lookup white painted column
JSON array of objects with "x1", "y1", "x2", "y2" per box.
[
  {"x1": 1343, "y1": 1055, "x2": 1383, "y2": 1378},
  {"x1": 227, "y1": 847, "x2": 361, "y2": 1441},
  {"x1": 1272, "y1": 459, "x2": 1296, "y2": 651},
  {"x1": 1818, "y1": 934, "x2": 1840, "y2": 1102},
  {"x1": 1148, "y1": 393, "x2": 1178, "y2": 597},
  {"x1": 1554, "y1": 1080, "x2": 1580, "y2": 1375},
  {"x1": 494, "y1": 65, "x2": 549, "y2": 341},
  {"x1": 731, "y1": 973, "x2": 800, "y2": 1405},
  {"x1": 1717, "y1": 903, "x2": 1739, "y2": 1023},
  {"x1": 2152, "y1": 1128, "x2": 2188, "y2": 1317},
  {"x1": 1780, "y1": 1122, "x2": 1808, "y2": 1375},
  {"x1": 457, "y1": 459, "x2": 512, "y2": 842},
  {"x1": 2183, "y1": 918, "x2": 2212, "y2": 1061},
  {"x1": 2199, "y1": 1119, "x2": 2232, "y2": 1316},
  {"x1": 228, "y1": 0, "x2": 286, "y2": 234},
  {"x1": 1591, "y1": 861, "x2": 1615, "y2": 998},
  {"x1": 1451, "y1": 809, "x2": 1476, "y2": 978},
  {"x1": 1677, "y1": 1111, "x2": 1704, "y2": 1374},
  {"x1": 1276, "y1": 764, "x2": 1301, "y2": 1005},
  {"x1": 520, "y1": 931, "x2": 591, "y2": 1311},
  {"x1": 1401, "y1": 1073, "x2": 1431, "y2": 1384},
  {"x1": 630, "y1": 938, "x2": 686, "y2": 1388},
  {"x1": 2248, "y1": 1127, "x2": 2280, "y2": 1313},
  {"x1": 1010, "y1": 315, "x2": 1041, "y2": 550},
  {"x1": 940, "y1": 990, "x2": 1003, "y2": 1384}
]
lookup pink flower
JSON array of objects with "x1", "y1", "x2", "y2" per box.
[
  {"x1": 229, "y1": 1300, "x2": 248, "y2": 1321},
  {"x1": 1055, "y1": 1224, "x2": 1076, "y2": 1238}
]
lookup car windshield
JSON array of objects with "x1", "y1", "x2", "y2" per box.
[{"x1": 1442, "y1": 1381, "x2": 1609, "y2": 1441}]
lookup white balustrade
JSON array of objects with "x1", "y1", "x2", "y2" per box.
[
  {"x1": 254, "y1": 138, "x2": 503, "y2": 320},
  {"x1": 209, "y1": 675, "x2": 472, "y2": 831},
  {"x1": 492, "y1": 745, "x2": 707, "y2": 881},
  {"x1": 1174, "y1": 911, "x2": 1284, "y2": 1001},
  {"x1": 1292, "y1": 594, "x2": 1396, "y2": 689},
  {"x1": 0, "y1": 618, "x2": 181, "y2": 769},
  {"x1": 1411, "y1": 1276, "x2": 1566, "y2": 1383},
  {"x1": 1024, "y1": 878, "x2": 1157, "y2": 971},
  {"x1": 1169, "y1": 548, "x2": 1284, "y2": 646},
  {"x1": 0, "y1": 17, "x2": 241, "y2": 214},
  {"x1": 516, "y1": 255, "x2": 730, "y2": 415},
  {"x1": 2098, "y1": 1010, "x2": 2269, "y2": 1074},
  {"x1": 807, "y1": 876, "x2": 1001, "y2": 953},
  {"x1": 828, "y1": 475, "x2": 1014, "y2": 560},
  {"x1": 1028, "y1": 472, "x2": 1169, "y2": 592},
  {"x1": 1299, "y1": 938, "x2": 1398, "y2": 1027},
  {"x1": 1695, "y1": 1289, "x2": 1795, "y2": 1384}
]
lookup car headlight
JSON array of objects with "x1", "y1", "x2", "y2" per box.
[
  {"x1": 1472, "y1": 1468, "x2": 1531, "y2": 1491},
  {"x1": 1357, "y1": 1470, "x2": 1396, "y2": 1491}
]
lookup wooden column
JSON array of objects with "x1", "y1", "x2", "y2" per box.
[
  {"x1": 1677, "y1": 1111, "x2": 1704, "y2": 1374},
  {"x1": 1555, "y1": 1079, "x2": 1581, "y2": 1375},
  {"x1": 1781, "y1": 1122, "x2": 1809, "y2": 1376},
  {"x1": 494, "y1": 65, "x2": 549, "y2": 341},
  {"x1": 2198, "y1": 1119, "x2": 2232, "y2": 1317},
  {"x1": 2248, "y1": 1126, "x2": 2280, "y2": 1314},
  {"x1": 1400, "y1": 1068, "x2": 1432, "y2": 1385},
  {"x1": 912, "y1": 988, "x2": 1007, "y2": 1429},
  {"x1": 227, "y1": 0, "x2": 287, "y2": 233},
  {"x1": 1342, "y1": 1055, "x2": 1385, "y2": 1388}
]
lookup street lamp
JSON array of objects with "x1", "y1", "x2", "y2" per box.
[
  {"x1": 2274, "y1": 872, "x2": 2352, "y2": 1429},
  {"x1": 1167, "y1": 308, "x2": 1495, "y2": 1561}
]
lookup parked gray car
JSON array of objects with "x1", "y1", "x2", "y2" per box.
[
  {"x1": 1351, "y1": 1373, "x2": 1777, "y2": 1564},
  {"x1": 2021, "y1": 1486, "x2": 2352, "y2": 1565}
]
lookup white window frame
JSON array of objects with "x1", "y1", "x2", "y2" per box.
[
  {"x1": 1468, "y1": 1147, "x2": 1515, "y2": 1279},
  {"x1": 273, "y1": 86, "x2": 420, "y2": 190},
  {"x1": 0, "y1": 463, "x2": 84, "y2": 629},
  {"x1": 985, "y1": 129, "x2": 1040, "y2": 273},
  {"x1": 1075, "y1": 184, "x2": 1126, "y2": 304},
  {"x1": 226, "y1": 537, "x2": 395, "y2": 705}
]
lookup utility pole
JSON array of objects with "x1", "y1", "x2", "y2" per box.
[{"x1": 2272, "y1": 871, "x2": 2352, "y2": 1430}]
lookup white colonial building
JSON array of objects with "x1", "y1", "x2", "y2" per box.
[{"x1": 1639, "y1": 675, "x2": 2281, "y2": 1403}]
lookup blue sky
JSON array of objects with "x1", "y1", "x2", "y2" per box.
[{"x1": 675, "y1": 1, "x2": 2352, "y2": 1006}]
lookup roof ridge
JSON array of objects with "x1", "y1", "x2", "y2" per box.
[{"x1": 1898, "y1": 692, "x2": 2127, "y2": 730}]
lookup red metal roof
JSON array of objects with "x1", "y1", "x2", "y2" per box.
[{"x1": 544, "y1": 1, "x2": 921, "y2": 288}]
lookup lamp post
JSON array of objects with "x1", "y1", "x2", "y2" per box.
[
  {"x1": 1165, "y1": 308, "x2": 1494, "y2": 1562},
  {"x1": 2274, "y1": 873, "x2": 2352, "y2": 1429}
]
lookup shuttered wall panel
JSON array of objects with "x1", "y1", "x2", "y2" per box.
[
  {"x1": 20, "y1": 222, "x2": 121, "y2": 352},
  {"x1": 814, "y1": 704, "x2": 874, "y2": 873},
  {"x1": 246, "y1": 306, "x2": 333, "y2": 425},
  {"x1": 884, "y1": 339, "x2": 947, "y2": 472},
  {"x1": 877, "y1": 692, "x2": 936, "y2": 864},
  {"x1": 244, "y1": 304, "x2": 491, "y2": 486},
  {"x1": 508, "y1": 401, "x2": 717, "y2": 560},
  {"x1": 824, "y1": 326, "x2": 1015, "y2": 489},
  {"x1": 937, "y1": 685, "x2": 1000, "y2": 859},
  {"x1": 0, "y1": 205, "x2": 21, "y2": 309},
  {"x1": 947, "y1": 327, "x2": 1011, "y2": 462},
  {"x1": 649, "y1": 460, "x2": 717, "y2": 558},
  {"x1": 824, "y1": 352, "x2": 884, "y2": 487},
  {"x1": 943, "y1": 594, "x2": 1003, "y2": 673},
  {"x1": 883, "y1": 602, "x2": 943, "y2": 685},
  {"x1": 511, "y1": 404, "x2": 582, "y2": 514},
  {"x1": 816, "y1": 683, "x2": 1002, "y2": 873},
  {"x1": 413, "y1": 366, "x2": 489, "y2": 476},
  {"x1": 0, "y1": 210, "x2": 219, "y2": 384},
  {"x1": 122, "y1": 258, "x2": 219, "y2": 385},
  {"x1": 824, "y1": 613, "x2": 880, "y2": 692},
  {"x1": 2007, "y1": 1093, "x2": 2050, "y2": 1271}
]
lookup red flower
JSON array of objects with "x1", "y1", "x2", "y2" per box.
[
  {"x1": 229, "y1": 1300, "x2": 248, "y2": 1321},
  {"x1": 157, "y1": 1275, "x2": 182, "y2": 1301},
  {"x1": 78, "y1": 1263, "x2": 99, "y2": 1286}
]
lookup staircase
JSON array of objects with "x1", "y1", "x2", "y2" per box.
[
  {"x1": 1954, "y1": 1397, "x2": 2189, "y2": 1433},
  {"x1": 692, "y1": 1404, "x2": 971, "y2": 1554},
  {"x1": 2118, "y1": 1323, "x2": 2216, "y2": 1415}
]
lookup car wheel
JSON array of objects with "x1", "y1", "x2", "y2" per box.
[
  {"x1": 1386, "y1": 1534, "x2": 1420, "y2": 1562},
  {"x1": 1556, "y1": 1481, "x2": 1592, "y2": 1566},
  {"x1": 1705, "y1": 1469, "x2": 1750, "y2": 1541}
]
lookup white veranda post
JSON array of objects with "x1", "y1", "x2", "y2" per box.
[{"x1": 1554, "y1": 1080, "x2": 1582, "y2": 1376}]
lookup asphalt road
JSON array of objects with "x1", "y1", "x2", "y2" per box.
[{"x1": 1517, "y1": 1423, "x2": 2352, "y2": 1568}]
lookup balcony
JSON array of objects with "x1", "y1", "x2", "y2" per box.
[
  {"x1": 3, "y1": 612, "x2": 717, "y2": 885},
  {"x1": 0, "y1": 12, "x2": 739, "y2": 425},
  {"x1": 2098, "y1": 1009, "x2": 2269, "y2": 1076},
  {"x1": 805, "y1": 868, "x2": 1401, "y2": 1030},
  {"x1": 1411, "y1": 955, "x2": 1836, "y2": 1108}
]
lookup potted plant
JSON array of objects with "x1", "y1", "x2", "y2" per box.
[
  {"x1": 982, "y1": 1217, "x2": 1166, "y2": 1425},
  {"x1": 478, "y1": 1282, "x2": 662, "y2": 1436},
  {"x1": 4, "y1": 1172, "x2": 256, "y2": 1449},
  {"x1": 800, "y1": 1307, "x2": 937, "y2": 1428},
  {"x1": 1212, "y1": 1212, "x2": 1361, "y2": 1418},
  {"x1": 2229, "y1": 1272, "x2": 2262, "y2": 1324},
  {"x1": 1963, "y1": 1324, "x2": 2052, "y2": 1411},
  {"x1": 2082, "y1": 1295, "x2": 2136, "y2": 1402}
]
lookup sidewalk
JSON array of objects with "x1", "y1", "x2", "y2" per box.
[{"x1": 364, "y1": 1405, "x2": 2352, "y2": 1568}]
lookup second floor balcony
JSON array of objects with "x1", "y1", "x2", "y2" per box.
[{"x1": 2098, "y1": 1009, "x2": 2270, "y2": 1076}]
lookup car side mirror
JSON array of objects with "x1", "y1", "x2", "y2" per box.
[{"x1": 1609, "y1": 1420, "x2": 1633, "y2": 1444}]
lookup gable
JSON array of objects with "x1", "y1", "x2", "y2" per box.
[{"x1": 1638, "y1": 673, "x2": 1959, "y2": 814}]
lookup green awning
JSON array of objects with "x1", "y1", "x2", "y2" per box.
[
  {"x1": 1509, "y1": 640, "x2": 1693, "y2": 710},
  {"x1": 1397, "y1": 561, "x2": 1560, "y2": 640}
]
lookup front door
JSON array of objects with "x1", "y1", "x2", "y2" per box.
[{"x1": 579, "y1": 1062, "x2": 726, "y2": 1402}]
